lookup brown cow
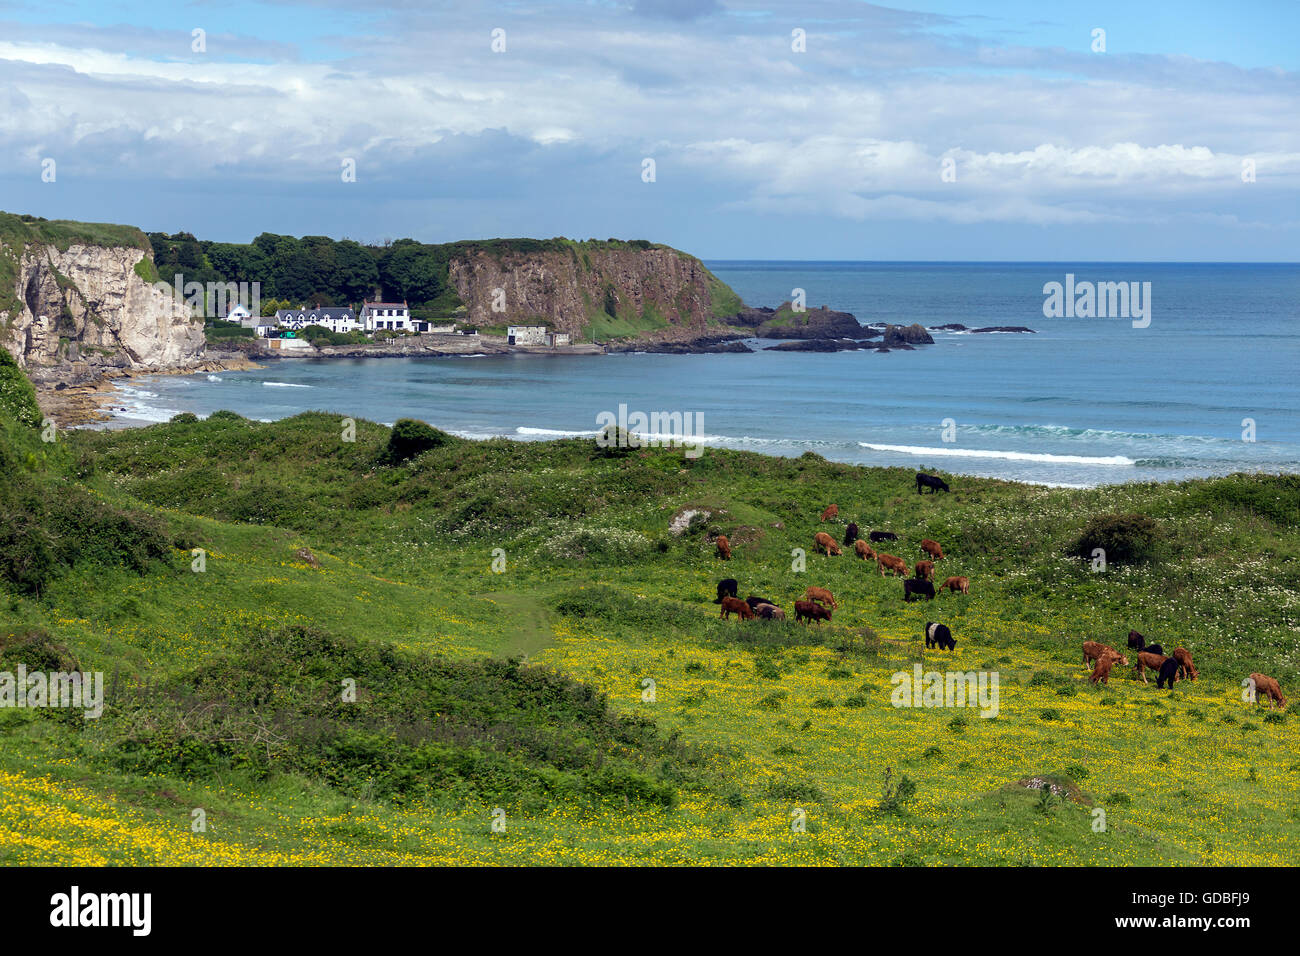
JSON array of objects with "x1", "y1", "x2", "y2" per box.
[
  {"x1": 938, "y1": 576, "x2": 969, "y2": 595},
  {"x1": 1082, "y1": 641, "x2": 1127, "y2": 668},
  {"x1": 719, "y1": 596, "x2": 754, "y2": 620},
  {"x1": 804, "y1": 586, "x2": 838, "y2": 609},
  {"x1": 1090, "y1": 651, "x2": 1126, "y2": 685},
  {"x1": 820, "y1": 504, "x2": 838, "y2": 522},
  {"x1": 715, "y1": 534, "x2": 731, "y2": 560},
  {"x1": 1133, "y1": 650, "x2": 1169, "y2": 684},
  {"x1": 1173, "y1": 647, "x2": 1198, "y2": 681},
  {"x1": 877, "y1": 553, "x2": 907, "y2": 577},
  {"x1": 754, "y1": 603, "x2": 786, "y2": 621},
  {"x1": 914, "y1": 560, "x2": 935, "y2": 581},
  {"x1": 813, "y1": 531, "x2": 842, "y2": 556},
  {"x1": 920, "y1": 539, "x2": 944, "y2": 561},
  {"x1": 1250, "y1": 673, "x2": 1287, "y2": 708},
  {"x1": 854, "y1": 539, "x2": 876, "y2": 560},
  {"x1": 794, "y1": 599, "x2": 832, "y2": 624}
]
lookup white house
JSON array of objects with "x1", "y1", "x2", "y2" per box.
[
  {"x1": 361, "y1": 300, "x2": 416, "y2": 332},
  {"x1": 274, "y1": 307, "x2": 361, "y2": 335},
  {"x1": 225, "y1": 304, "x2": 255, "y2": 326},
  {"x1": 507, "y1": 325, "x2": 548, "y2": 345}
]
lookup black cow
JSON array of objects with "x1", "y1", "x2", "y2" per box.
[
  {"x1": 917, "y1": 472, "x2": 950, "y2": 494},
  {"x1": 925, "y1": 622, "x2": 955, "y2": 650},
  {"x1": 1156, "y1": 657, "x2": 1180, "y2": 689},
  {"x1": 904, "y1": 579, "x2": 936, "y2": 602},
  {"x1": 843, "y1": 522, "x2": 859, "y2": 547},
  {"x1": 745, "y1": 595, "x2": 775, "y2": 611},
  {"x1": 714, "y1": 578, "x2": 738, "y2": 604},
  {"x1": 1127, "y1": 629, "x2": 1145, "y2": 650},
  {"x1": 1145, "y1": 643, "x2": 1165, "y2": 657},
  {"x1": 869, "y1": 530, "x2": 898, "y2": 543}
]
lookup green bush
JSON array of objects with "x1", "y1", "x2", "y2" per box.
[
  {"x1": 1072, "y1": 512, "x2": 1162, "y2": 564},
  {"x1": 383, "y1": 418, "x2": 450, "y2": 464}
]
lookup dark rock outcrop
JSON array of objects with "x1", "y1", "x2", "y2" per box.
[
  {"x1": 730, "y1": 303, "x2": 863, "y2": 339},
  {"x1": 883, "y1": 323, "x2": 935, "y2": 346}
]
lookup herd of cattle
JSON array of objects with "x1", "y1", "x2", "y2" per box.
[{"x1": 706, "y1": 472, "x2": 1289, "y2": 707}]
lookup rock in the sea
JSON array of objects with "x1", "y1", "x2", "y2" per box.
[
  {"x1": 969, "y1": 326, "x2": 1037, "y2": 334},
  {"x1": 763, "y1": 338, "x2": 863, "y2": 352},
  {"x1": 883, "y1": 323, "x2": 935, "y2": 346},
  {"x1": 731, "y1": 303, "x2": 864, "y2": 340}
]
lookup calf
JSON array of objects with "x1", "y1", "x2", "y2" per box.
[
  {"x1": 804, "y1": 586, "x2": 838, "y2": 609},
  {"x1": 1090, "y1": 652, "x2": 1124, "y2": 685},
  {"x1": 1082, "y1": 641, "x2": 1126, "y2": 668},
  {"x1": 1173, "y1": 647, "x2": 1197, "y2": 681},
  {"x1": 795, "y1": 600, "x2": 832, "y2": 624},
  {"x1": 814, "y1": 531, "x2": 842, "y2": 556},
  {"x1": 914, "y1": 560, "x2": 935, "y2": 581},
  {"x1": 917, "y1": 472, "x2": 950, "y2": 494},
  {"x1": 1127, "y1": 629, "x2": 1145, "y2": 650},
  {"x1": 920, "y1": 539, "x2": 944, "y2": 561},
  {"x1": 754, "y1": 603, "x2": 785, "y2": 621},
  {"x1": 719, "y1": 596, "x2": 755, "y2": 620},
  {"x1": 877, "y1": 553, "x2": 908, "y2": 577},
  {"x1": 1133, "y1": 650, "x2": 1169, "y2": 684},
  {"x1": 869, "y1": 530, "x2": 897, "y2": 543},
  {"x1": 820, "y1": 504, "x2": 839, "y2": 521},
  {"x1": 938, "y1": 576, "x2": 969, "y2": 595},
  {"x1": 1144, "y1": 643, "x2": 1165, "y2": 657},
  {"x1": 714, "y1": 578, "x2": 738, "y2": 604},
  {"x1": 924, "y1": 622, "x2": 955, "y2": 651},
  {"x1": 1250, "y1": 673, "x2": 1287, "y2": 709},
  {"x1": 1156, "y1": 657, "x2": 1181, "y2": 690},
  {"x1": 745, "y1": 595, "x2": 776, "y2": 612},
  {"x1": 854, "y1": 539, "x2": 876, "y2": 560},
  {"x1": 843, "y1": 522, "x2": 859, "y2": 546},
  {"x1": 716, "y1": 534, "x2": 731, "y2": 560},
  {"x1": 904, "y1": 579, "x2": 935, "y2": 602}
]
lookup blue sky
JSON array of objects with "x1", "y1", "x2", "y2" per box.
[{"x1": 0, "y1": 0, "x2": 1296, "y2": 259}]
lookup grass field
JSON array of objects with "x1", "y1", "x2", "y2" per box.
[{"x1": 1, "y1": 362, "x2": 1298, "y2": 864}]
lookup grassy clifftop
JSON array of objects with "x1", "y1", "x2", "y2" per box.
[{"x1": 0, "y1": 370, "x2": 1297, "y2": 864}]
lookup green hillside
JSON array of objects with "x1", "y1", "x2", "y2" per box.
[{"x1": 0, "y1": 363, "x2": 1297, "y2": 864}]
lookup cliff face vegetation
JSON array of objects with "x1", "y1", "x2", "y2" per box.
[
  {"x1": 0, "y1": 214, "x2": 204, "y2": 383},
  {"x1": 444, "y1": 239, "x2": 744, "y2": 340}
]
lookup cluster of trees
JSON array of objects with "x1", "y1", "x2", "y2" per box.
[{"x1": 146, "y1": 232, "x2": 464, "y2": 320}]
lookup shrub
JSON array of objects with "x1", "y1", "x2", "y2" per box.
[
  {"x1": 540, "y1": 526, "x2": 652, "y2": 563},
  {"x1": 383, "y1": 418, "x2": 450, "y2": 464},
  {"x1": 1072, "y1": 512, "x2": 1162, "y2": 564},
  {"x1": 170, "y1": 412, "x2": 199, "y2": 424}
]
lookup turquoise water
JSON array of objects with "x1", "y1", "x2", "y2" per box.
[{"x1": 106, "y1": 262, "x2": 1299, "y2": 487}]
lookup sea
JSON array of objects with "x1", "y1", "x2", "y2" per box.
[{"x1": 100, "y1": 262, "x2": 1299, "y2": 487}]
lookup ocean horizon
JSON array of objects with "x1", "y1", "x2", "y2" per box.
[{"x1": 97, "y1": 260, "x2": 1299, "y2": 488}]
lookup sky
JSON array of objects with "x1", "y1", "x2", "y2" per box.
[{"x1": 0, "y1": 0, "x2": 1296, "y2": 260}]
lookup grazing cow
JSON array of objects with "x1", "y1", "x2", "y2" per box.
[
  {"x1": 1133, "y1": 650, "x2": 1169, "y2": 684},
  {"x1": 716, "y1": 535, "x2": 732, "y2": 560},
  {"x1": 1090, "y1": 652, "x2": 1124, "y2": 685},
  {"x1": 938, "y1": 576, "x2": 969, "y2": 595},
  {"x1": 920, "y1": 539, "x2": 944, "y2": 561},
  {"x1": 1250, "y1": 673, "x2": 1287, "y2": 709},
  {"x1": 914, "y1": 560, "x2": 935, "y2": 581},
  {"x1": 820, "y1": 504, "x2": 839, "y2": 521},
  {"x1": 854, "y1": 539, "x2": 876, "y2": 560},
  {"x1": 1127, "y1": 630, "x2": 1145, "y2": 650},
  {"x1": 917, "y1": 473, "x2": 950, "y2": 494},
  {"x1": 804, "y1": 586, "x2": 838, "y2": 609},
  {"x1": 795, "y1": 600, "x2": 832, "y2": 624},
  {"x1": 714, "y1": 578, "x2": 739, "y2": 604},
  {"x1": 869, "y1": 530, "x2": 898, "y2": 543},
  {"x1": 814, "y1": 531, "x2": 842, "y2": 556},
  {"x1": 755, "y1": 603, "x2": 785, "y2": 621},
  {"x1": 1082, "y1": 641, "x2": 1127, "y2": 669},
  {"x1": 877, "y1": 553, "x2": 908, "y2": 577},
  {"x1": 1156, "y1": 657, "x2": 1181, "y2": 690},
  {"x1": 924, "y1": 622, "x2": 955, "y2": 651},
  {"x1": 719, "y1": 596, "x2": 755, "y2": 620},
  {"x1": 904, "y1": 579, "x2": 936, "y2": 602},
  {"x1": 843, "y1": 522, "x2": 859, "y2": 546},
  {"x1": 1144, "y1": 643, "x2": 1165, "y2": 657},
  {"x1": 1173, "y1": 647, "x2": 1198, "y2": 681},
  {"x1": 745, "y1": 595, "x2": 776, "y2": 612}
]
